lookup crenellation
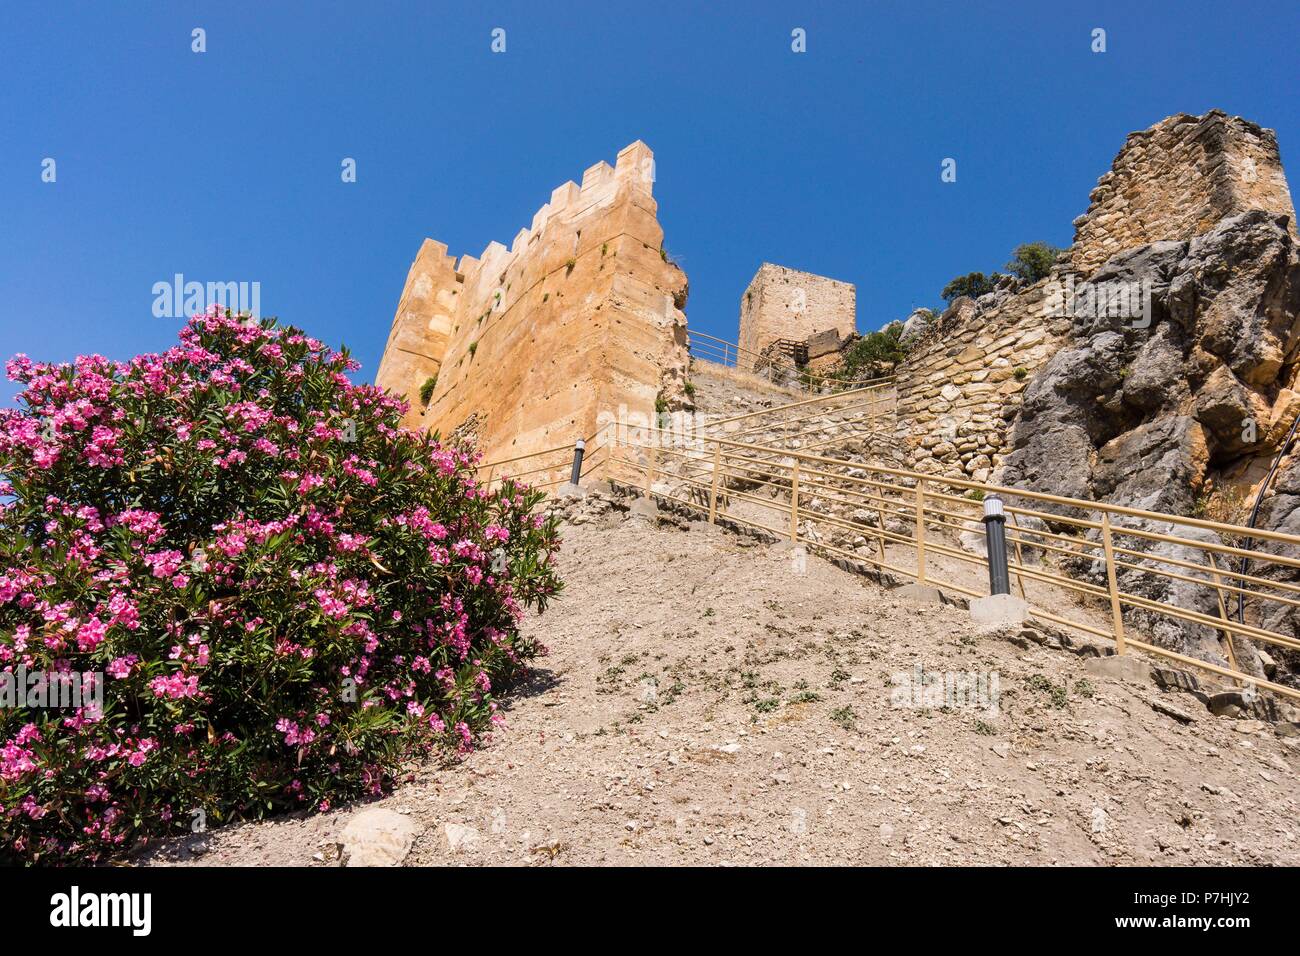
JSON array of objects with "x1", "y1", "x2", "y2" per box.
[
  {"x1": 530, "y1": 202, "x2": 551, "y2": 234},
  {"x1": 581, "y1": 160, "x2": 614, "y2": 192},
  {"x1": 376, "y1": 142, "x2": 688, "y2": 471},
  {"x1": 550, "y1": 181, "x2": 580, "y2": 213},
  {"x1": 614, "y1": 140, "x2": 655, "y2": 191}
]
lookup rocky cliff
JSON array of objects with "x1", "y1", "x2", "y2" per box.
[{"x1": 891, "y1": 111, "x2": 1300, "y2": 679}]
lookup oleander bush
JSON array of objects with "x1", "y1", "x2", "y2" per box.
[{"x1": 0, "y1": 307, "x2": 562, "y2": 863}]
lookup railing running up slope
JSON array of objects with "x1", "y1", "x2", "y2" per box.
[
  {"x1": 477, "y1": 427, "x2": 609, "y2": 494},
  {"x1": 470, "y1": 373, "x2": 1300, "y2": 705},
  {"x1": 477, "y1": 374, "x2": 899, "y2": 492},
  {"x1": 693, "y1": 381, "x2": 899, "y2": 464},
  {"x1": 604, "y1": 425, "x2": 1300, "y2": 704},
  {"x1": 689, "y1": 330, "x2": 890, "y2": 393}
]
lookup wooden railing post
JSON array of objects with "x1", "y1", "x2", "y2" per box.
[
  {"x1": 1101, "y1": 511, "x2": 1126, "y2": 654},
  {"x1": 1206, "y1": 552, "x2": 1240, "y2": 680},
  {"x1": 915, "y1": 478, "x2": 927, "y2": 584},
  {"x1": 646, "y1": 443, "x2": 656, "y2": 495},
  {"x1": 707, "y1": 441, "x2": 723, "y2": 524},
  {"x1": 790, "y1": 460, "x2": 801, "y2": 541}
]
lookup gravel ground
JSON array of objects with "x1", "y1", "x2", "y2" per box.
[{"x1": 141, "y1": 488, "x2": 1300, "y2": 867}]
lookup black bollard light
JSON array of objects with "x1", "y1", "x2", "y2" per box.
[
  {"x1": 570, "y1": 439, "x2": 585, "y2": 486},
  {"x1": 982, "y1": 493, "x2": 1010, "y2": 596}
]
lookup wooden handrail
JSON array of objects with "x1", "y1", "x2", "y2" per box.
[{"x1": 604, "y1": 428, "x2": 1300, "y2": 701}]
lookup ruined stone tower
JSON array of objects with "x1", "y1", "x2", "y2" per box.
[
  {"x1": 737, "y1": 264, "x2": 856, "y2": 370},
  {"x1": 894, "y1": 109, "x2": 1298, "y2": 484},
  {"x1": 375, "y1": 142, "x2": 689, "y2": 467},
  {"x1": 1060, "y1": 110, "x2": 1296, "y2": 276}
]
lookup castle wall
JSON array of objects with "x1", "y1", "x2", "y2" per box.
[
  {"x1": 894, "y1": 287, "x2": 1070, "y2": 482},
  {"x1": 738, "y1": 264, "x2": 855, "y2": 370},
  {"x1": 375, "y1": 141, "x2": 689, "y2": 471},
  {"x1": 373, "y1": 239, "x2": 461, "y2": 415},
  {"x1": 895, "y1": 110, "x2": 1297, "y2": 482},
  {"x1": 1062, "y1": 110, "x2": 1296, "y2": 277}
]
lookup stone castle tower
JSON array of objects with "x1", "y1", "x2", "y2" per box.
[
  {"x1": 736, "y1": 264, "x2": 856, "y2": 370},
  {"x1": 375, "y1": 142, "x2": 690, "y2": 467}
]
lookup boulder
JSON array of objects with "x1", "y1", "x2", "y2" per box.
[
  {"x1": 1090, "y1": 416, "x2": 1208, "y2": 515},
  {"x1": 1193, "y1": 365, "x2": 1269, "y2": 461},
  {"x1": 898, "y1": 310, "x2": 932, "y2": 347},
  {"x1": 340, "y1": 808, "x2": 423, "y2": 867}
]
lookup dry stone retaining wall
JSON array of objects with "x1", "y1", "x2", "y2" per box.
[{"x1": 894, "y1": 286, "x2": 1071, "y2": 481}]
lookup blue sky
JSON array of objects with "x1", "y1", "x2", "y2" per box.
[{"x1": 2, "y1": 0, "x2": 1297, "y2": 406}]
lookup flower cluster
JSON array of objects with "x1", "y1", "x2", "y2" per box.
[{"x1": 0, "y1": 307, "x2": 562, "y2": 863}]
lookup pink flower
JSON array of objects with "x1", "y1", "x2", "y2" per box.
[
  {"x1": 148, "y1": 673, "x2": 200, "y2": 699},
  {"x1": 75, "y1": 616, "x2": 108, "y2": 652},
  {"x1": 106, "y1": 655, "x2": 137, "y2": 679},
  {"x1": 144, "y1": 549, "x2": 184, "y2": 580}
]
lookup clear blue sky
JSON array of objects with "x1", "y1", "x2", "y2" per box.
[{"x1": 3, "y1": 1, "x2": 1298, "y2": 407}]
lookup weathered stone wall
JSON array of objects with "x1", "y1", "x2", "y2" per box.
[
  {"x1": 895, "y1": 288, "x2": 1070, "y2": 481},
  {"x1": 1061, "y1": 110, "x2": 1296, "y2": 277},
  {"x1": 896, "y1": 110, "x2": 1298, "y2": 482},
  {"x1": 374, "y1": 239, "x2": 461, "y2": 420},
  {"x1": 375, "y1": 141, "x2": 689, "y2": 470},
  {"x1": 738, "y1": 264, "x2": 855, "y2": 370}
]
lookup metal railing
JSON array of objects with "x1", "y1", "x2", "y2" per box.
[
  {"x1": 605, "y1": 425, "x2": 1300, "y2": 703},
  {"x1": 689, "y1": 330, "x2": 894, "y2": 393},
  {"x1": 477, "y1": 378, "x2": 900, "y2": 494},
  {"x1": 477, "y1": 428, "x2": 609, "y2": 493}
]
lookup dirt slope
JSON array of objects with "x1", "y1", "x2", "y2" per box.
[{"x1": 142, "y1": 487, "x2": 1300, "y2": 867}]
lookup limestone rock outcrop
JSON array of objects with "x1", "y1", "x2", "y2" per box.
[
  {"x1": 998, "y1": 210, "x2": 1299, "y2": 509},
  {"x1": 996, "y1": 211, "x2": 1300, "y2": 672},
  {"x1": 1255, "y1": 452, "x2": 1300, "y2": 676}
]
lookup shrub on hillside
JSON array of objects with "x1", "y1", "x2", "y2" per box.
[
  {"x1": 1004, "y1": 242, "x2": 1061, "y2": 283},
  {"x1": 834, "y1": 323, "x2": 907, "y2": 385},
  {"x1": 0, "y1": 308, "x2": 562, "y2": 863},
  {"x1": 940, "y1": 271, "x2": 1000, "y2": 303}
]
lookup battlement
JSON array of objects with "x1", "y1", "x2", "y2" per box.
[
  {"x1": 375, "y1": 142, "x2": 687, "y2": 468},
  {"x1": 443, "y1": 141, "x2": 659, "y2": 275}
]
